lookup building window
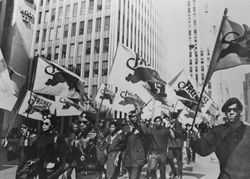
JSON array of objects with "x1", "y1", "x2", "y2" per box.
[
  {"x1": 86, "y1": 41, "x2": 91, "y2": 55},
  {"x1": 42, "y1": 29, "x2": 47, "y2": 42},
  {"x1": 69, "y1": 43, "x2": 75, "y2": 58},
  {"x1": 93, "y1": 62, "x2": 98, "y2": 77},
  {"x1": 40, "y1": 0, "x2": 43, "y2": 6},
  {"x1": 94, "y1": 39, "x2": 100, "y2": 54},
  {"x1": 84, "y1": 63, "x2": 90, "y2": 77},
  {"x1": 41, "y1": 48, "x2": 45, "y2": 57},
  {"x1": 38, "y1": 12, "x2": 42, "y2": 24},
  {"x1": 65, "y1": 5, "x2": 70, "y2": 18},
  {"x1": 56, "y1": 26, "x2": 61, "y2": 39},
  {"x1": 80, "y1": 1, "x2": 86, "y2": 15},
  {"x1": 58, "y1": 7, "x2": 63, "y2": 20},
  {"x1": 104, "y1": 16, "x2": 110, "y2": 31},
  {"x1": 71, "y1": 23, "x2": 76, "y2": 36},
  {"x1": 87, "y1": 20, "x2": 93, "y2": 34},
  {"x1": 102, "y1": 60, "x2": 108, "y2": 76},
  {"x1": 92, "y1": 85, "x2": 98, "y2": 97},
  {"x1": 34, "y1": 49, "x2": 38, "y2": 57},
  {"x1": 68, "y1": 64, "x2": 74, "y2": 72},
  {"x1": 97, "y1": 0, "x2": 102, "y2": 11},
  {"x1": 54, "y1": 46, "x2": 59, "y2": 59},
  {"x1": 63, "y1": 24, "x2": 68, "y2": 38},
  {"x1": 76, "y1": 64, "x2": 81, "y2": 76},
  {"x1": 44, "y1": 10, "x2": 49, "y2": 23},
  {"x1": 49, "y1": 27, "x2": 54, "y2": 41},
  {"x1": 79, "y1": 21, "x2": 84, "y2": 35},
  {"x1": 73, "y1": 3, "x2": 78, "y2": 17},
  {"x1": 105, "y1": 0, "x2": 111, "y2": 9},
  {"x1": 77, "y1": 42, "x2": 83, "y2": 57},
  {"x1": 35, "y1": 30, "x2": 40, "y2": 43},
  {"x1": 51, "y1": 8, "x2": 56, "y2": 22},
  {"x1": 103, "y1": 38, "x2": 109, "y2": 53},
  {"x1": 89, "y1": 0, "x2": 94, "y2": 12},
  {"x1": 95, "y1": 18, "x2": 101, "y2": 32},
  {"x1": 47, "y1": 47, "x2": 52, "y2": 60},
  {"x1": 62, "y1": 44, "x2": 67, "y2": 58}
]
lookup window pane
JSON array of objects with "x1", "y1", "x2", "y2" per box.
[
  {"x1": 97, "y1": 0, "x2": 102, "y2": 11},
  {"x1": 56, "y1": 26, "x2": 61, "y2": 39},
  {"x1": 95, "y1": 18, "x2": 101, "y2": 32},
  {"x1": 80, "y1": 1, "x2": 86, "y2": 15},
  {"x1": 62, "y1": 44, "x2": 67, "y2": 58},
  {"x1": 69, "y1": 43, "x2": 75, "y2": 57},
  {"x1": 77, "y1": 42, "x2": 83, "y2": 57},
  {"x1": 51, "y1": 8, "x2": 56, "y2": 22},
  {"x1": 76, "y1": 64, "x2": 81, "y2": 76},
  {"x1": 94, "y1": 39, "x2": 100, "y2": 54},
  {"x1": 104, "y1": 16, "x2": 110, "y2": 31},
  {"x1": 87, "y1": 20, "x2": 93, "y2": 34},
  {"x1": 54, "y1": 46, "x2": 59, "y2": 59},
  {"x1": 65, "y1": 5, "x2": 70, "y2": 18},
  {"x1": 84, "y1": 63, "x2": 90, "y2": 77},
  {"x1": 44, "y1": 10, "x2": 49, "y2": 23},
  {"x1": 86, "y1": 41, "x2": 91, "y2": 55},
  {"x1": 103, "y1": 38, "x2": 109, "y2": 52},
  {"x1": 58, "y1": 7, "x2": 63, "y2": 20},
  {"x1": 49, "y1": 27, "x2": 54, "y2": 41},
  {"x1": 102, "y1": 60, "x2": 108, "y2": 76},
  {"x1": 71, "y1": 23, "x2": 76, "y2": 36},
  {"x1": 79, "y1": 21, "x2": 84, "y2": 35},
  {"x1": 35, "y1": 30, "x2": 40, "y2": 43},
  {"x1": 73, "y1": 3, "x2": 78, "y2": 17},
  {"x1": 93, "y1": 62, "x2": 98, "y2": 77},
  {"x1": 63, "y1": 24, "x2": 68, "y2": 38},
  {"x1": 42, "y1": 29, "x2": 47, "y2": 42},
  {"x1": 89, "y1": 0, "x2": 94, "y2": 11},
  {"x1": 92, "y1": 85, "x2": 98, "y2": 97}
]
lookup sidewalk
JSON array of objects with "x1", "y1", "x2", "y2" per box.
[{"x1": 0, "y1": 147, "x2": 17, "y2": 178}]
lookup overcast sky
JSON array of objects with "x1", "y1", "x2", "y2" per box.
[{"x1": 162, "y1": 0, "x2": 250, "y2": 106}]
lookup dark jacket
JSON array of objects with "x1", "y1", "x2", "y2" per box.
[
  {"x1": 168, "y1": 121, "x2": 184, "y2": 148},
  {"x1": 191, "y1": 122, "x2": 250, "y2": 179},
  {"x1": 123, "y1": 125, "x2": 146, "y2": 167}
]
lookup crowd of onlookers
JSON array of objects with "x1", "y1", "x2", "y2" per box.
[{"x1": 1, "y1": 110, "x2": 212, "y2": 179}]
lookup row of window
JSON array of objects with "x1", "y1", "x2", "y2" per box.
[
  {"x1": 36, "y1": 16, "x2": 110, "y2": 43},
  {"x1": 39, "y1": 0, "x2": 111, "y2": 21},
  {"x1": 36, "y1": 37, "x2": 109, "y2": 61},
  {"x1": 83, "y1": 61, "x2": 108, "y2": 78}
]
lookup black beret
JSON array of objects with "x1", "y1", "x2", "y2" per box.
[
  {"x1": 128, "y1": 110, "x2": 137, "y2": 118},
  {"x1": 221, "y1": 97, "x2": 243, "y2": 112}
]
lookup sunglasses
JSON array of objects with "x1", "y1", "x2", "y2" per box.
[
  {"x1": 225, "y1": 108, "x2": 239, "y2": 113},
  {"x1": 21, "y1": 125, "x2": 28, "y2": 129},
  {"x1": 42, "y1": 122, "x2": 51, "y2": 126}
]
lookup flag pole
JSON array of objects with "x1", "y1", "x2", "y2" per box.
[{"x1": 191, "y1": 8, "x2": 228, "y2": 130}]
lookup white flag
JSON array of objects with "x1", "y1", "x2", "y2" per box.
[
  {"x1": 18, "y1": 90, "x2": 56, "y2": 120},
  {"x1": 0, "y1": 50, "x2": 17, "y2": 111},
  {"x1": 95, "y1": 83, "x2": 117, "y2": 108},
  {"x1": 32, "y1": 57, "x2": 85, "y2": 99}
]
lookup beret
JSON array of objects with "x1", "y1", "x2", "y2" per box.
[
  {"x1": 128, "y1": 110, "x2": 137, "y2": 118},
  {"x1": 221, "y1": 97, "x2": 243, "y2": 112}
]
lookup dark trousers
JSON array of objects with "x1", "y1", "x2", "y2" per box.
[
  {"x1": 147, "y1": 152, "x2": 167, "y2": 179},
  {"x1": 106, "y1": 152, "x2": 120, "y2": 179},
  {"x1": 127, "y1": 166, "x2": 143, "y2": 179},
  {"x1": 168, "y1": 147, "x2": 183, "y2": 177}
]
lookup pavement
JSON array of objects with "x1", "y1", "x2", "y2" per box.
[{"x1": 0, "y1": 147, "x2": 220, "y2": 179}]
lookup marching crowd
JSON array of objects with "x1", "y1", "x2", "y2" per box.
[{"x1": 1, "y1": 97, "x2": 250, "y2": 179}]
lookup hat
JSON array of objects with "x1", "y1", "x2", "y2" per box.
[
  {"x1": 128, "y1": 110, "x2": 137, "y2": 118},
  {"x1": 221, "y1": 97, "x2": 243, "y2": 113},
  {"x1": 170, "y1": 112, "x2": 179, "y2": 119},
  {"x1": 78, "y1": 113, "x2": 89, "y2": 124}
]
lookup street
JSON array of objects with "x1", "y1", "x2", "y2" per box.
[{"x1": 0, "y1": 148, "x2": 219, "y2": 179}]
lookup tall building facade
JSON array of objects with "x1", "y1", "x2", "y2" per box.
[
  {"x1": 186, "y1": 0, "x2": 213, "y2": 95},
  {"x1": 0, "y1": 0, "x2": 36, "y2": 137},
  {"x1": 31, "y1": 0, "x2": 167, "y2": 100},
  {"x1": 243, "y1": 73, "x2": 250, "y2": 122}
]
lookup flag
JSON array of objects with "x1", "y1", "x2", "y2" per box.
[
  {"x1": 205, "y1": 13, "x2": 250, "y2": 86},
  {"x1": 0, "y1": 50, "x2": 17, "y2": 111},
  {"x1": 18, "y1": 90, "x2": 56, "y2": 120},
  {"x1": 32, "y1": 57, "x2": 85, "y2": 99},
  {"x1": 178, "y1": 107, "x2": 203, "y2": 125},
  {"x1": 95, "y1": 83, "x2": 117, "y2": 108},
  {"x1": 109, "y1": 43, "x2": 177, "y2": 107},
  {"x1": 169, "y1": 69, "x2": 213, "y2": 113},
  {"x1": 112, "y1": 87, "x2": 153, "y2": 115},
  {"x1": 54, "y1": 96, "x2": 83, "y2": 116}
]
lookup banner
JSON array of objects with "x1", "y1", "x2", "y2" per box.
[
  {"x1": 95, "y1": 83, "x2": 117, "y2": 108},
  {"x1": 178, "y1": 107, "x2": 203, "y2": 125},
  {"x1": 54, "y1": 96, "x2": 83, "y2": 116},
  {"x1": 169, "y1": 70, "x2": 213, "y2": 113},
  {"x1": 0, "y1": 50, "x2": 17, "y2": 111},
  {"x1": 109, "y1": 43, "x2": 177, "y2": 107},
  {"x1": 18, "y1": 90, "x2": 56, "y2": 120},
  {"x1": 205, "y1": 14, "x2": 250, "y2": 86},
  {"x1": 32, "y1": 57, "x2": 85, "y2": 99}
]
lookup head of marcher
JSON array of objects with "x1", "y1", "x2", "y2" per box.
[
  {"x1": 78, "y1": 113, "x2": 90, "y2": 133},
  {"x1": 71, "y1": 121, "x2": 79, "y2": 134},
  {"x1": 170, "y1": 112, "x2": 179, "y2": 123},
  {"x1": 222, "y1": 97, "x2": 243, "y2": 124},
  {"x1": 42, "y1": 114, "x2": 54, "y2": 133},
  {"x1": 20, "y1": 121, "x2": 31, "y2": 136},
  {"x1": 109, "y1": 121, "x2": 118, "y2": 135},
  {"x1": 154, "y1": 116, "x2": 163, "y2": 128},
  {"x1": 128, "y1": 110, "x2": 139, "y2": 124}
]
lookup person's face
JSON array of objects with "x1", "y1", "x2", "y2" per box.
[
  {"x1": 42, "y1": 119, "x2": 52, "y2": 132},
  {"x1": 79, "y1": 121, "x2": 87, "y2": 132},
  {"x1": 225, "y1": 104, "x2": 241, "y2": 123},
  {"x1": 109, "y1": 124, "x2": 116, "y2": 134},
  {"x1": 20, "y1": 125, "x2": 29, "y2": 136},
  {"x1": 129, "y1": 115, "x2": 138, "y2": 123},
  {"x1": 154, "y1": 118, "x2": 162, "y2": 127},
  {"x1": 99, "y1": 120, "x2": 105, "y2": 128},
  {"x1": 72, "y1": 124, "x2": 79, "y2": 133}
]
